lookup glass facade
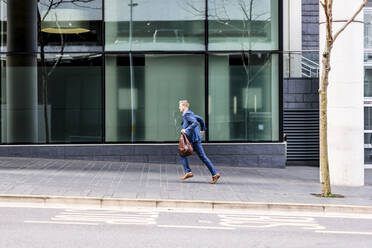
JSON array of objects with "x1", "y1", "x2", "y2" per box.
[
  {"x1": 105, "y1": 54, "x2": 205, "y2": 142},
  {"x1": 0, "y1": 1, "x2": 5, "y2": 52},
  {"x1": 105, "y1": 0, "x2": 205, "y2": 51},
  {"x1": 38, "y1": 0, "x2": 103, "y2": 52},
  {"x1": 208, "y1": 0, "x2": 279, "y2": 51},
  {"x1": 1, "y1": 54, "x2": 102, "y2": 143},
  {"x1": 0, "y1": 0, "x2": 280, "y2": 144},
  {"x1": 365, "y1": 6, "x2": 372, "y2": 163},
  {"x1": 209, "y1": 53, "x2": 279, "y2": 141},
  {"x1": 364, "y1": 104, "x2": 372, "y2": 164}
]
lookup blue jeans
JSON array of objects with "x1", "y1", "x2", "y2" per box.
[{"x1": 179, "y1": 141, "x2": 218, "y2": 176}]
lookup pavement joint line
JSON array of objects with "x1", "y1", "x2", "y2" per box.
[{"x1": 0, "y1": 194, "x2": 372, "y2": 214}]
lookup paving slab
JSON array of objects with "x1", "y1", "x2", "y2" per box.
[{"x1": 0, "y1": 157, "x2": 371, "y2": 208}]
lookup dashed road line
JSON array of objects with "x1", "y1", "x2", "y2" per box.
[
  {"x1": 219, "y1": 214, "x2": 325, "y2": 230},
  {"x1": 24, "y1": 220, "x2": 98, "y2": 226},
  {"x1": 25, "y1": 209, "x2": 159, "y2": 226},
  {"x1": 315, "y1": 230, "x2": 372, "y2": 235},
  {"x1": 158, "y1": 225, "x2": 235, "y2": 230}
]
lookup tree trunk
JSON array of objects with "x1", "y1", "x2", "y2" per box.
[
  {"x1": 38, "y1": 8, "x2": 50, "y2": 143},
  {"x1": 320, "y1": 47, "x2": 331, "y2": 196}
]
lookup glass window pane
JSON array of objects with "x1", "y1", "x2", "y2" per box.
[
  {"x1": 1, "y1": 54, "x2": 39, "y2": 143},
  {"x1": 365, "y1": 107, "x2": 372, "y2": 130},
  {"x1": 208, "y1": 0, "x2": 278, "y2": 51},
  {"x1": 38, "y1": 0, "x2": 102, "y2": 52},
  {"x1": 1, "y1": 53, "x2": 103, "y2": 144},
  {"x1": 365, "y1": 133, "x2": 372, "y2": 164},
  {"x1": 365, "y1": 68, "x2": 372, "y2": 97},
  {"x1": 364, "y1": 147, "x2": 372, "y2": 164},
  {"x1": 105, "y1": 54, "x2": 205, "y2": 142},
  {"x1": 105, "y1": 0, "x2": 205, "y2": 51},
  {"x1": 0, "y1": 1, "x2": 103, "y2": 52},
  {"x1": 365, "y1": 9, "x2": 372, "y2": 49},
  {"x1": 0, "y1": 1, "x2": 6, "y2": 52},
  {"x1": 209, "y1": 53, "x2": 279, "y2": 141}
]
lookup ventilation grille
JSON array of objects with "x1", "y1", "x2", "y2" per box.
[{"x1": 284, "y1": 109, "x2": 319, "y2": 162}]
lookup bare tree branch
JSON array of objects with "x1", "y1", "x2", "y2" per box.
[
  {"x1": 320, "y1": 0, "x2": 325, "y2": 9},
  {"x1": 319, "y1": 0, "x2": 334, "y2": 47},
  {"x1": 333, "y1": 0, "x2": 367, "y2": 42},
  {"x1": 41, "y1": 0, "x2": 55, "y2": 22},
  {"x1": 180, "y1": 1, "x2": 204, "y2": 18},
  {"x1": 39, "y1": 0, "x2": 99, "y2": 11},
  {"x1": 47, "y1": 12, "x2": 65, "y2": 77}
]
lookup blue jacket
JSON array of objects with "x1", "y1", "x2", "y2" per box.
[{"x1": 182, "y1": 110, "x2": 206, "y2": 143}]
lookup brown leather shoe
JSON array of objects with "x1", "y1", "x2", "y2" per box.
[
  {"x1": 210, "y1": 173, "x2": 220, "y2": 184},
  {"x1": 180, "y1": 172, "x2": 193, "y2": 180}
]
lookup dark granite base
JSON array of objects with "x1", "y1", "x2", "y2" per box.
[{"x1": 0, "y1": 143, "x2": 286, "y2": 168}]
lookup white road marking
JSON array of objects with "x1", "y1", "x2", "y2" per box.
[
  {"x1": 219, "y1": 214, "x2": 325, "y2": 230},
  {"x1": 3, "y1": 204, "x2": 372, "y2": 221},
  {"x1": 25, "y1": 209, "x2": 159, "y2": 226},
  {"x1": 198, "y1": 220, "x2": 213, "y2": 224},
  {"x1": 316, "y1": 230, "x2": 372, "y2": 235},
  {"x1": 12, "y1": 206, "x2": 372, "y2": 234},
  {"x1": 158, "y1": 225, "x2": 235, "y2": 230},
  {"x1": 53, "y1": 210, "x2": 158, "y2": 225},
  {"x1": 24, "y1": 220, "x2": 98, "y2": 226}
]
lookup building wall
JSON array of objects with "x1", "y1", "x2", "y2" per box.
[
  {"x1": 0, "y1": 1, "x2": 286, "y2": 167},
  {"x1": 0, "y1": 0, "x2": 282, "y2": 145},
  {"x1": 302, "y1": 0, "x2": 319, "y2": 62},
  {"x1": 0, "y1": 144, "x2": 286, "y2": 168},
  {"x1": 283, "y1": 78, "x2": 319, "y2": 109}
]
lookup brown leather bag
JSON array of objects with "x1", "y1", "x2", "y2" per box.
[{"x1": 178, "y1": 134, "x2": 193, "y2": 157}]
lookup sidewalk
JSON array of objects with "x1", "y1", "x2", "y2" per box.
[{"x1": 0, "y1": 157, "x2": 371, "y2": 210}]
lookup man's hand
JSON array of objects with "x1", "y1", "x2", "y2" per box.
[
  {"x1": 181, "y1": 129, "x2": 186, "y2": 134},
  {"x1": 200, "y1": 131, "x2": 205, "y2": 135}
]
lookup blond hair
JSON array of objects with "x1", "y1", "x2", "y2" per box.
[{"x1": 179, "y1": 100, "x2": 190, "y2": 108}]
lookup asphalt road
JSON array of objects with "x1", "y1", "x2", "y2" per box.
[{"x1": 1, "y1": 205, "x2": 372, "y2": 248}]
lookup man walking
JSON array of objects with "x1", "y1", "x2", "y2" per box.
[{"x1": 178, "y1": 100, "x2": 220, "y2": 184}]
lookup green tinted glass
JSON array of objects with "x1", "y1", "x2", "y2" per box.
[
  {"x1": 208, "y1": 53, "x2": 279, "y2": 141},
  {"x1": 105, "y1": 0, "x2": 205, "y2": 51},
  {"x1": 105, "y1": 54, "x2": 205, "y2": 142},
  {"x1": 208, "y1": 0, "x2": 279, "y2": 51}
]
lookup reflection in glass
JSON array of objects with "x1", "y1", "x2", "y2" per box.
[
  {"x1": 365, "y1": 68, "x2": 372, "y2": 97},
  {"x1": 38, "y1": 0, "x2": 102, "y2": 52},
  {"x1": 0, "y1": 1, "x2": 6, "y2": 52},
  {"x1": 209, "y1": 53, "x2": 279, "y2": 141},
  {"x1": 208, "y1": 0, "x2": 278, "y2": 50},
  {"x1": 1, "y1": 54, "x2": 103, "y2": 144},
  {"x1": 364, "y1": 148, "x2": 372, "y2": 164},
  {"x1": 105, "y1": 54, "x2": 205, "y2": 142},
  {"x1": 365, "y1": 9, "x2": 372, "y2": 49},
  {"x1": 365, "y1": 107, "x2": 372, "y2": 130},
  {"x1": 105, "y1": 0, "x2": 205, "y2": 51},
  {"x1": 364, "y1": 133, "x2": 372, "y2": 164}
]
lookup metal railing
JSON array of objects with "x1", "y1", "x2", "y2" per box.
[
  {"x1": 283, "y1": 51, "x2": 319, "y2": 78},
  {"x1": 301, "y1": 55, "x2": 319, "y2": 78}
]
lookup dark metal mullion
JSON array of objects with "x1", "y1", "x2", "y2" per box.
[
  {"x1": 0, "y1": 55, "x2": 2, "y2": 144},
  {"x1": 0, "y1": 50, "x2": 282, "y2": 55},
  {"x1": 3, "y1": 140, "x2": 281, "y2": 145},
  {"x1": 102, "y1": 54, "x2": 106, "y2": 144},
  {"x1": 205, "y1": 0, "x2": 209, "y2": 52},
  {"x1": 278, "y1": 0, "x2": 284, "y2": 142},
  {"x1": 102, "y1": 0, "x2": 106, "y2": 143},
  {"x1": 104, "y1": 50, "x2": 206, "y2": 55},
  {"x1": 205, "y1": 53, "x2": 209, "y2": 143},
  {"x1": 0, "y1": 50, "x2": 281, "y2": 55},
  {"x1": 205, "y1": 0, "x2": 209, "y2": 142}
]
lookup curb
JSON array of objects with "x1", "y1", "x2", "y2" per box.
[{"x1": 1, "y1": 194, "x2": 372, "y2": 214}]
